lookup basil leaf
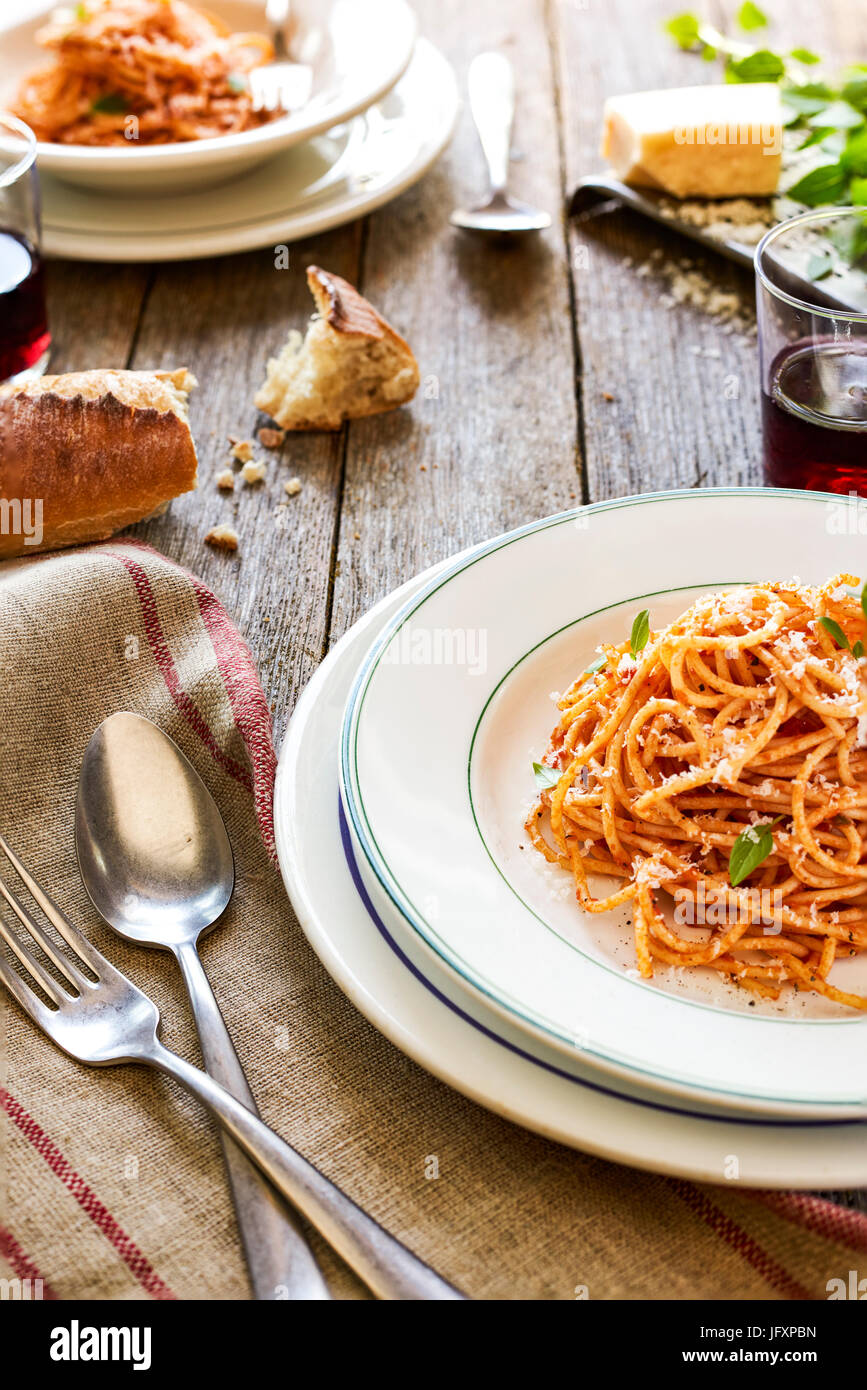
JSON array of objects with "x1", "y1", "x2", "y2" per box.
[
  {"x1": 726, "y1": 50, "x2": 785, "y2": 83},
  {"x1": 807, "y1": 251, "x2": 834, "y2": 280},
  {"x1": 851, "y1": 175, "x2": 867, "y2": 205},
  {"x1": 791, "y1": 48, "x2": 821, "y2": 65},
  {"x1": 842, "y1": 127, "x2": 867, "y2": 176},
  {"x1": 807, "y1": 100, "x2": 865, "y2": 131},
  {"x1": 584, "y1": 655, "x2": 607, "y2": 674},
  {"x1": 533, "y1": 762, "x2": 561, "y2": 791},
  {"x1": 854, "y1": 640, "x2": 865, "y2": 659},
  {"x1": 861, "y1": 579, "x2": 867, "y2": 623},
  {"x1": 664, "y1": 13, "x2": 701, "y2": 50},
  {"x1": 843, "y1": 77, "x2": 867, "y2": 111},
  {"x1": 630, "y1": 609, "x2": 650, "y2": 658},
  {"x1": 798, "y1": 126, "x2": 835, "y2": 151},
  {"x1": 819, "y1": 615, "x2": 850, "y2": 648},
  {"x1": 736, "y1": 2, "x2": 767, "y2": 31},
  {"x1": 729, "y1": 817, "x2": 784, "y2": 887},
  {"x1": 786, "y1": 162, "x2": 848, "y2": 206},
  {"x1": 90, "y1": 93, "x2": 127, "y2": 115}
]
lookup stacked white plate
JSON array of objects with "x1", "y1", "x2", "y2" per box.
[
  {"x1": 0, "y1": 0, "x2": 458, "y2": 260},
  {"x1": 276, "y1": 489, "x2": 867, "y2": 1188}
]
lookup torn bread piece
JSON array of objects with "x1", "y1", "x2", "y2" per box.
[
  {"x1": 0, "y1": 368, "x2": 198, "y2": 557},
  {"x1": 255, "y1": 265, "x2": 420, "y2": 431}
]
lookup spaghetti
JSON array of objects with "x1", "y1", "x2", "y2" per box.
[
  {"x1": 13, "y1": 0, "x2": 278, "y2": 146},
  {"x1": 526, "y1": 577, "x2": 867, "y2": 1011}
]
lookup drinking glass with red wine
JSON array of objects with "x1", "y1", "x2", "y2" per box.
[
  {"x1": 756, "y1": 208, "x2": 867, "y2": 498},
  {"x1": 0, "y1": 113, "x2": 50, "y2": 385}
]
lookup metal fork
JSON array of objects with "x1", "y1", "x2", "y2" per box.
[
  {"x1": 249, "y1": 0, "x2": 313, "y2": 114},
  {"x1": 0, "y1": 833, "x2": 464, "y2": 1301}
]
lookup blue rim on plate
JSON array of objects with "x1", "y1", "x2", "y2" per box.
[{"x1": 339, "y1": 487, "x2": 867, "y2": 1114}]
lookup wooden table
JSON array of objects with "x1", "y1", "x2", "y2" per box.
[{"x1": 45, "y1": 0, "x2": 866, "y2": 1212}]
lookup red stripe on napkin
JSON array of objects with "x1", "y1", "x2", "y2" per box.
[
  {"x1": 749, "y1": 1190, "x2": 867, "y2": 1254},
  {"x1": 0, "y1": 1088, "x2": 176, "y2": 1301},
  {"x1": 112, "y1": 550, "x2": 254, "y2": 792},
  {"x1": 0, "y1": 1226, "x2": 58, "y2": 1298},
  {"x1": 107, "y1": 541, "x2": 278, "y2": 859},
  {"x1": 669, "y1": 1180, "x2": 815, "y2": 1300}
]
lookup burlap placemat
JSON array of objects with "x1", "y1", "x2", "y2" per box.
[{"x1": 0, "y1": 539, "x2": 865, "y2": 1301}]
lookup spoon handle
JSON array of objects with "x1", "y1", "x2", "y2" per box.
[
  {"x1": 467, "y1": 51, "x2": 515, "y2": 195},
  {"x1": 145, "y1": 1037, "x2": 465, "y2": 1300},
  {"x1": 174, "y1": 940, "x2": 330, "y2": 1301}
]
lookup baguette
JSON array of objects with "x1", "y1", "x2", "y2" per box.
[
  {"x1": 0, "y1": 368, "x2": 198, "y2": 558},
  {"x1": 255, "y1": 265, "x2": 419, "y2": 431}
]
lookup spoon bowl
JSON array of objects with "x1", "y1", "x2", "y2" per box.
[
  {"x1": 75, "y1": 711, "x2": 234, "y2": 949},
  {"x1": 451, "y1": 191, "x2": 552, "y2": 235}
]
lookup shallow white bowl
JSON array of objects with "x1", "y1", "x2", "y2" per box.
[
  {"x1": 340, "y1": 488, "x2": 867, "y2": 1118},
  {"x1": 0, "y1": 0, "x2": 416, "y2": 193}
]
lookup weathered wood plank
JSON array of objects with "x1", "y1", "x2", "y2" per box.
[
  {"x1": 45, "y1": 260, "x2": 149, "y2": 373},
  {"x1": 554, "y1": 0, "x2": 768, "y2": 498},
  {"x1": 328, "y1": 0, "x2": 580, "y2": 640},
  {"x1": 125, "y1": 228, "x2": 361, "y2": 739}
]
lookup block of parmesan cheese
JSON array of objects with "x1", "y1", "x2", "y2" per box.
[{"x1": 601, "y1": 83, "x2": 782, "y2": 198}]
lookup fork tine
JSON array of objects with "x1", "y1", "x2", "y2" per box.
[
  {"x1": 0, "y1": 875, "x2": 83, "y2": 994},
  {"x1": 0, "y1": 833, "x2": 105, "y2": 979},
  {"x1": 0, "y1": 928, "x2": 64, "y2": 1021}
]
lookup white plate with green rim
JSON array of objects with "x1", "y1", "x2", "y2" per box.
[
  {"x1": 339, "y1": 489, "x2": 867, "y2": 1119},
  {"x1": 0, "y1": 0, "x2": 417, "y2": 193},
  {"x1": 35, "y1": 39, "x2": 458, "y2": 261},
  {"x1": 275, "y1": 548, "x2": 867, "y2": 1186}
]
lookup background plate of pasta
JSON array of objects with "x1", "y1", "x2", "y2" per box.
[
  {"x1": 339, "y1": 489, "x2": 867, "y2": 1119},
  {"x1": 0, "y1": 0, "x2": 416, "y2": 192}
]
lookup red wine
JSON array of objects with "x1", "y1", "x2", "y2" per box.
[
  {"x1": 0, "y1": 229, "x2": 50, "y2": 383},
  {"x1": 762, "y1": 339, "x2": 867, "y2": 496}
]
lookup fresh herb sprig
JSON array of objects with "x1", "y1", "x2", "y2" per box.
[
  {"x1": 533, "y1": 762, "x2": 561, "y2": 791},
  {"x1": 664, "y1": 6, "x2": 867, "y2": 210},
  {"x1": 729, "y1": 815, "x2": 785, "y2": 887},
  {"x1": 630, "y1": 609, "x2": 650, "y2": 659}
]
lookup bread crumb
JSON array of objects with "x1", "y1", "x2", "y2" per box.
[
  {"x1": 284, "y1": 476, "x2": 302, "y2": 496},
  {"x1": 215, "y1": 469, "x2": 235, "y2": 491},
  {"x1": 230, "y1": 439, "x2": 255, "y2": 463},
  {"x1": 241, "y1": 458, "x2": 267, "y2": 485},
  {"x1": 601, "y1": 391, "x2": 614, "y2": 402},
  {"x1": 257, "y1": 426, "x2": 286, "y2": 449},
  {"x1": 205, "y1": 525, "x2": 239, "y2": 552}
]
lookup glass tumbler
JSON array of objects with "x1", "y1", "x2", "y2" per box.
[
  {"x1": 756, "y1": 208, "x2": 867, "y2": 497},
  {"x1": 0, "y1": 112, "x2": 50, "y2": 385}
]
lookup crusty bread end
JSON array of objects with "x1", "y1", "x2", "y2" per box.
[
  {"x1": 254, "y1": 266, "x2": 420, "y2": 431},
  {"x1": 0, "y1": 368, "x2": 198, "y2": 558}
]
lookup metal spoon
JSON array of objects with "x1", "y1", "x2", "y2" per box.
[
  {"x1": 450, "y1": 52, "x2": 551, "y2": 234},
  {"x1": 75, "y1": 711, "x2": 330, "y2": 1301}
]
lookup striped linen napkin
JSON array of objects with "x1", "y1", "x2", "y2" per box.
[{"x1": 0, "y1": 539, "x2": 864, "y2": 1300}]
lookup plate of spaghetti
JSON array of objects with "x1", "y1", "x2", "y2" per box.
[
  {"x1": 339, "y1": 489, "x2": 867, "y2": 1118},
  {"x1": 0, "y1": 0, "x2": 417, "y2": 192}
]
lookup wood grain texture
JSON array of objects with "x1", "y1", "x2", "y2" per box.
[
  {"x1": 44, "y1": 260, "x2": 149, "y2": 373},
  {"x1": 553, "y1": 0, "x2": 768, "y2": 499},
  {"x1": 327, "y1": 0, "x2": 579, "y2": 640}
]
